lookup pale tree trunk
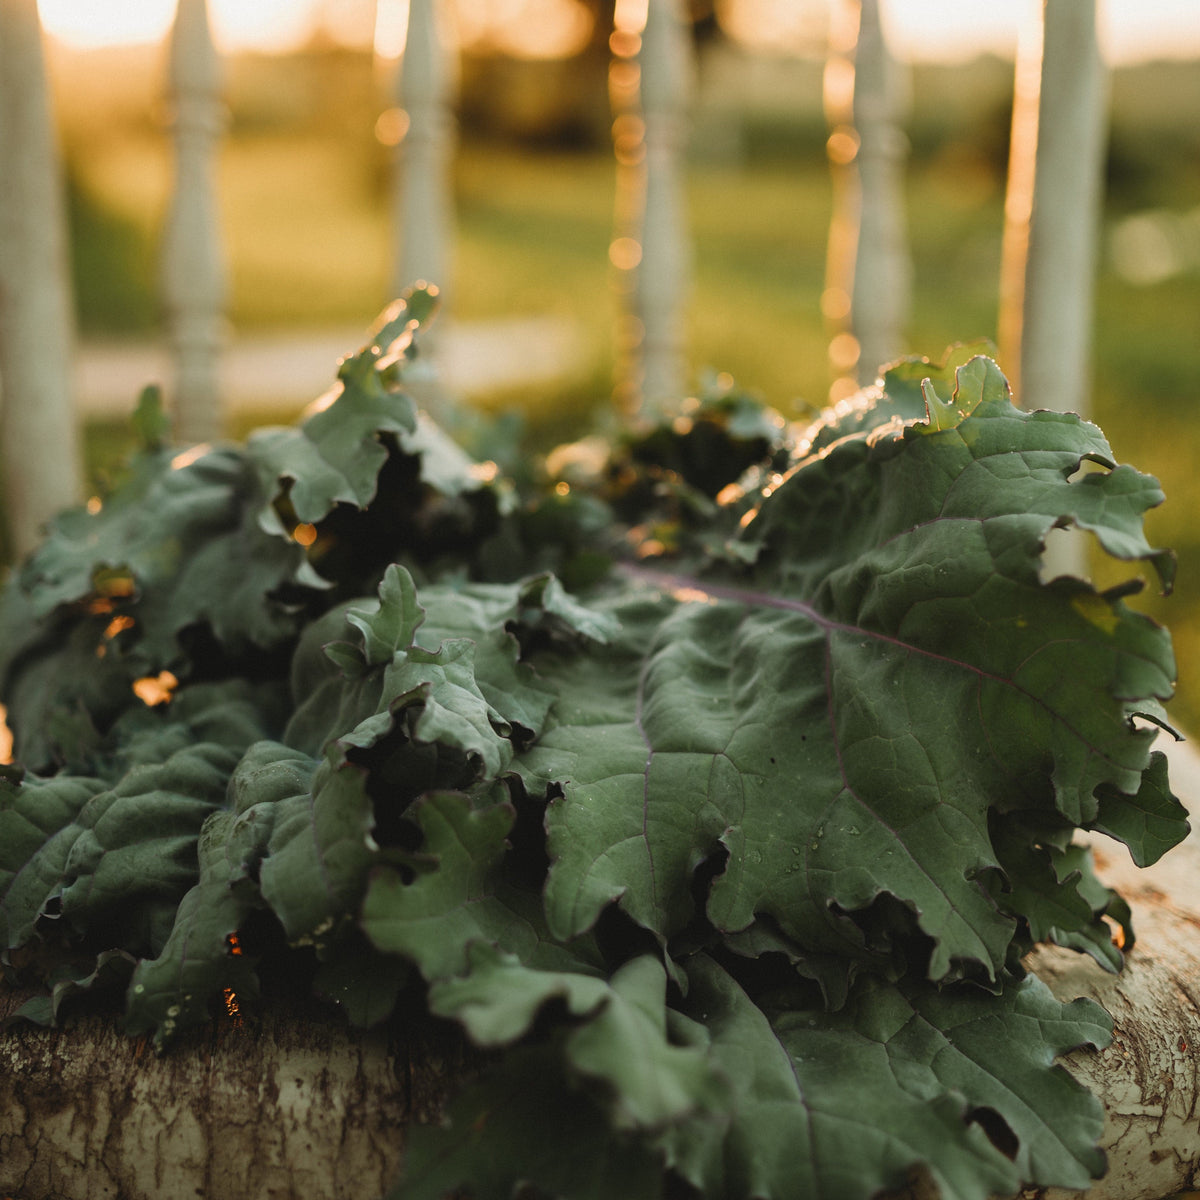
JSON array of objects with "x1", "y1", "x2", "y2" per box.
[
  {"x1": 3, "y1": 744, "x2": 1198, "y2": 1200},
  {"x1": 0, "y1": 0, "x2": 84, "y2": 559},
  {"x1": 162, "y1": 0, "x2": 228, "y2": 447}
]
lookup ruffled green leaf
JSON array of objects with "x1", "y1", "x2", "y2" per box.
[
  {"x1": 0, "y1": 342, "x2": 1183, "y2": 1200},
  {"x1": 125, "y1": 806, "x2": 271, "y2": 1046},
  {"x1": 1, "y1": 771, "x2": 108, "y2": 953},
  {"x1": 663, "y1": 956, "x2": 1110, "y2": 1200},
  {"x1": 916, "y1": 353, "x2": 1011, "y2": 433},
  {"x1": 521, "y1": 571, "x2": 621, "y2": 645},
  {"x1": 393, "y1": 1045, "x2": 665, "y2": 1200},
  {"x1": 1092, "y1": 750, "x2": 1190, "y2": 867},
  {"x1": 518, "y1": 367, "x2": 1178, "y2": 989},
  {"x1": 1, "y1": 684, "x2": 271, "y2": 964},
  {"x1": 360, "y1": 790, "x2": 587, "y2": 980},
  {"x1": 285, "y1": 569, "x2": 558, "y2": 771},
  {"x1": 990, "y1": 820, "x2": 1130, "y2": 972},
  {"x1": 7, "y1": 447, "x2": 310, "y2": 670},
  {"x1": 432, "y1": 947, "x2": 725, "y2": 1130},
  {"x1": 247, "y1": 297, "x2": 424, "y2": 532},
  {"x1": 311, "y1": 933, "x2": 411, "y2": 1027},
  {"x1": 2, "y1": 949, "x2": 136, "y2": 1032},
  {"x1": 347, "y1": 563, "x2": 425, "y2": 667},
  {"x1": 257, "y1": 749, "x2": 375, "y2": 947}
]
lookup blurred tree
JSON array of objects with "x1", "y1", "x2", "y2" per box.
[{"x1": 456, "y1": 0, "x2": 720, "y2": 150}]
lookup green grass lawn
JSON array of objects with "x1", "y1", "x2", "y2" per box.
[{"x1": 56, "y1": 47, "x2": 1200, "y2": 733}]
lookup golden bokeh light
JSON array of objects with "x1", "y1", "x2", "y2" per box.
[
  {"x1": 0, "y1": 705, "x2": 13, "y2": 765},
  {"x1": 828, "y1": 375, "x2": 860, "y2": 404},
  {"x1": 828, "y1": 331, "x2": 861, "y2": 371},
  {"x1": 826, "y1": 128, "x2": 860, "y2": 167},
  {"x1": 374, "y1": 106, "x2": 410, "y2": 147},
  {"x1": 132, "y1": 671, "x2": 178, "y2": 707},
  {"x1": 609, "y1": 29, "x2": 640, "y2": 58},
  {"x1": 170, "y1": 444, "x2": 211, "y2": 471},
  {"x1": 609, "y1": 236, "x2": 643, "y2": 271},
  {"x1": 820, "y1": 287, "x2": 852, "y2": 321}
]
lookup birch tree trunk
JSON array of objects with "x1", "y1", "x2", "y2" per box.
[{"x1": 0, "y1": 0, "x2": 84, "y2": 559}]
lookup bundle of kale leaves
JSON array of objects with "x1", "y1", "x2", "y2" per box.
[{"x1": 0, "y1": 296, "x2": 1189, "y2": 1200}]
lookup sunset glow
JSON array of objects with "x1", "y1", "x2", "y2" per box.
[
  {"x1": 458, "y1": 0, "x2": 592, "y2": 59},
  {"x1": 37, "y1": 0, "x2": 316, "y2": 52},
  {"x1": 375, "y1": 0, "x2": 593, "y2": 62},
  {"x1": 34, "y1": 0, "x2": 1200, "y2": 63}
]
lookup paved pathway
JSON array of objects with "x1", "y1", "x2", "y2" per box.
[{"x1": 75, "y1": 315, "x2": 586, "y2": 421}]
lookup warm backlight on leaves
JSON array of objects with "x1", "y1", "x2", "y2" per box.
[
  {"x1": 170, "y1": 445, "x2": 211, "y2": 472},
  {"x1": 224, "y1": 932, "x2": 244, "y2": 1025},
  {"x1": 132, "y1": 671, "x2": 178, "y2": 706},
  {"x1": 97, "y1": 616, "x2": 137, "y2": 659},
  {"x1": 95, "y1": 572, "x2": 137, "y2": 600}
]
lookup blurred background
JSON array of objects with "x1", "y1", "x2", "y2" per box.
[{"x1": 29, "y1": 0, "x2": 1200, "y2": 727}]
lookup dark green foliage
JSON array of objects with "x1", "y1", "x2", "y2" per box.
[{"x1": 0, "y1": 313, "x2": 1187, "y2": 1200}]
